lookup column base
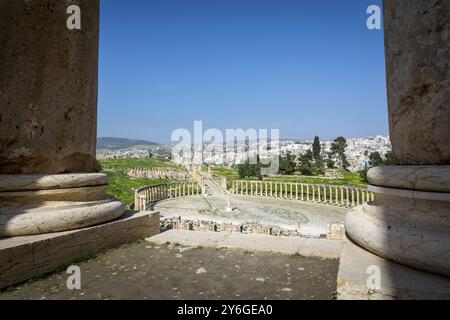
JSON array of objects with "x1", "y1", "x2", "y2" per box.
[
  {"x1": 0, "y1": 211, "x2": 160, "y2": 289},
  {"x1": 337, "y1": 236, "x2": 450, "y2": 300},
  {"x1": 345, "y1": 165, "x2": 450, "y2": 278},
  {"x1": 0, "y1": 173, "x2": 124, "y2": 237}
]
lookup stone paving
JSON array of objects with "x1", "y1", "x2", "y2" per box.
[
  {"x1": 148, "y1": 230, "x2": 342, "y2": 259},
  {"x1": 156, "y1": 179, "x2": 348, "y2": 238},
  {"x1": 0, "y1": 241, "x2": 338, "y2": 300}
]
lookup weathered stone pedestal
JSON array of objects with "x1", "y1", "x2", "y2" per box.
[
  {"x1": 0, "y1": 0, "x2": 161, "y2": 289},
  {"x1": 0, "y1": 0, "x2": 125, "y2": 236},
  {"x1": 0, "y1": 211, "x2": 160, "y2": 289},
  {"x1": 346, "y1": 165, "x2": 450, "y2": 278},
  {"x1": 337, "y1": 236, "x2": 450, "y2": 300},
  {"x1": 338, "y1": 0, "x2": 450, "y2": 298},
  {"x1": 0, "y1": 174, "x2": 124, "y2": 236}
]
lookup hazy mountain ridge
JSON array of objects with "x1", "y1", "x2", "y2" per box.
[{"x1": 97, "y1": 137, "x2": 159, "y2": 150}]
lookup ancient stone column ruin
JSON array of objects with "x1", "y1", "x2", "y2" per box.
[
  {"x1": 346, "y1": 0, "x2": 450, "y2": 277},
  {"x1": 0, "y1": 0, "x2": 124, "y2": 236}
]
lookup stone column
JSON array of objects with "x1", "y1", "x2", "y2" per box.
[
  {"x1": 346, "y1": 0, "x2": 450, "y2": 277},
  {"x1": 345, "y1": 188, "x2": 349, "y2": 207},
  {"x1": 329, "y1": 186, "x2": 332, "y2": 204},
  {"x1": 0, "y1": 0, "x2": 124, "y2": 237}
]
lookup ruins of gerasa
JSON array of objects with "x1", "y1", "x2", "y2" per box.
[{"x1": 0, "y1": 0, "x2": 449, "y2": 299}]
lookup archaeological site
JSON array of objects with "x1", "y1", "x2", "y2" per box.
[{"x1": 0, "y1": 0, "x2": 449, "y2": 306}]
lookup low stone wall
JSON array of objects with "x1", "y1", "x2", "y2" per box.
[
  {"x1": 163, "y1": 216, "x2": 344, "y2": 240},
  {"x1": 231, "y1": 180, "x2": 373, "y2": 208}
]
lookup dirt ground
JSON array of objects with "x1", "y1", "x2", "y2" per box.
[{"x1": 0, "y1": 240, "x2": 339, "y2": 300}]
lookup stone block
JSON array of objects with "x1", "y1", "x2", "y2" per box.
[
  {"x1": 0, "y1": 211, "x2": 160, "y2": 289},
  {"x1": 337, "y1": 237, "x2": 450, "y2": 300}
]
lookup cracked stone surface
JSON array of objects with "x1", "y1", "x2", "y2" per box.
[
  {"x1": 0, "y1": 0, "x2": 101, "y2": 174},
  {"x1": 383, "y1": 0, "x2": 450, "y2": 165},
  {"x1": 368, "y1": 165, "x2": 450, "y2": 192}
]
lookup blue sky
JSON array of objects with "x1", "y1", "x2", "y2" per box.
[{"x1": 98, "y1": 0, "x2": 387, "y2": 143}]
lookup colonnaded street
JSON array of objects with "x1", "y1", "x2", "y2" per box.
[
  {"x1": 0, "y1": 178, "x2": 343, "y2": 300},
  {"x1": 156, "y1": 178, "x2": 347, "y2": 239}
]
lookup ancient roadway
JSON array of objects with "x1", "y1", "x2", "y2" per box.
[{"x1": 154, "y1": 177, "x2": 348, "y2": 238}]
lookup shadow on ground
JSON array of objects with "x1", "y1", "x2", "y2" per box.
[{"x1": 0, "y1": 240, "x2": 338, "y2": 300}]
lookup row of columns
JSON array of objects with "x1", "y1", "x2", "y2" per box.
[
  {"x1": 231, "y1": 181, "x2": 373, "y2": 207},
  {"x1": 135, "y1": 182, "x2": 203, "y2": 211},
  {"x1": 127, "y1": 168, "x2": 187, "y2": 181},
  {"x1": 134, "y1": 184, "x2": 168, "y2": 211},
  {"x1": 168, "y1": 183, "x2": 201, "y2": 198}
]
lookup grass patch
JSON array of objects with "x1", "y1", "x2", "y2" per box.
[
  {"x1": 99, "y1": 157, "x2": 184, "y2": 171},
  {"x1": 262, "y1": 170, "x2": 366, "y2": 187},
  {"x1": 210, "y1": 166, "x2": 366, "y2": 188},
  {"x1": 105, "y1": 170, "x2": 166, "y2": 207}
]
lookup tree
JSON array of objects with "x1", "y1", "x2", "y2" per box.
[
  {"x1": 312, "y1": 136, "x2": 325, "y2": 174},
  {"x1": 360, "y1": 150, "x2": 395, "y2": 182},
  {"x1": 312, "y1": 136, "x2": 322, "y2": 162},
  {"x1": 326, "y1": 158, "x2": 335, "y2": 169},
  {"x1": 279, "y1": 153, "x2": 295, "y2": 175},
  {"x1": 330, "y1": 136, "x2": 349, "y2": 169},
  {"x1": 236, "y1": 156, "x2": 267, "y2": 180},
  {"x1": 298, "y1": 150, "x2": 315, "y2": 175},
  {"x1": 383, "y1": 151, "x2": 394, "y2": 165},
  {"x1": 369, "y1": 152, "x2": 383, "y2": 167},
  {"x1": 359, "y1": 162, "x2": 369, "y2": 183}
]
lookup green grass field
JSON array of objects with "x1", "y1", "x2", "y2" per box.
[
  {"x1": 100, "y1": 158, "x2": 365, "y2": 205},
  {"x1": 104, "y1": 171, "x2": 166, "y2": 207},
  {"x1": 99, "y1": 157, "x2": 184, "y2": 171},
  {"x1": 99, "y1": 158, "x2": 178, "y2": 207},
  {"x1": 209, "y1": 166, "x2": 240, "y2": 180},
  {"x1": 209, "y1": 166, "x2": 366, "y2": 188},
  {"x1": 263, "y1": 170, "x2": 366, "y2": 187}
]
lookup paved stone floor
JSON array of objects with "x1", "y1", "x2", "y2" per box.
[
  {"x1": 0, "y1": 240, "x2": 338, "y2": 300},
  {"x1": 156, "y1": 179, "x2": 347, "y2": 238},
  {"x1": 148, "y1": 230, "x2": 342, "y2": 259}
]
